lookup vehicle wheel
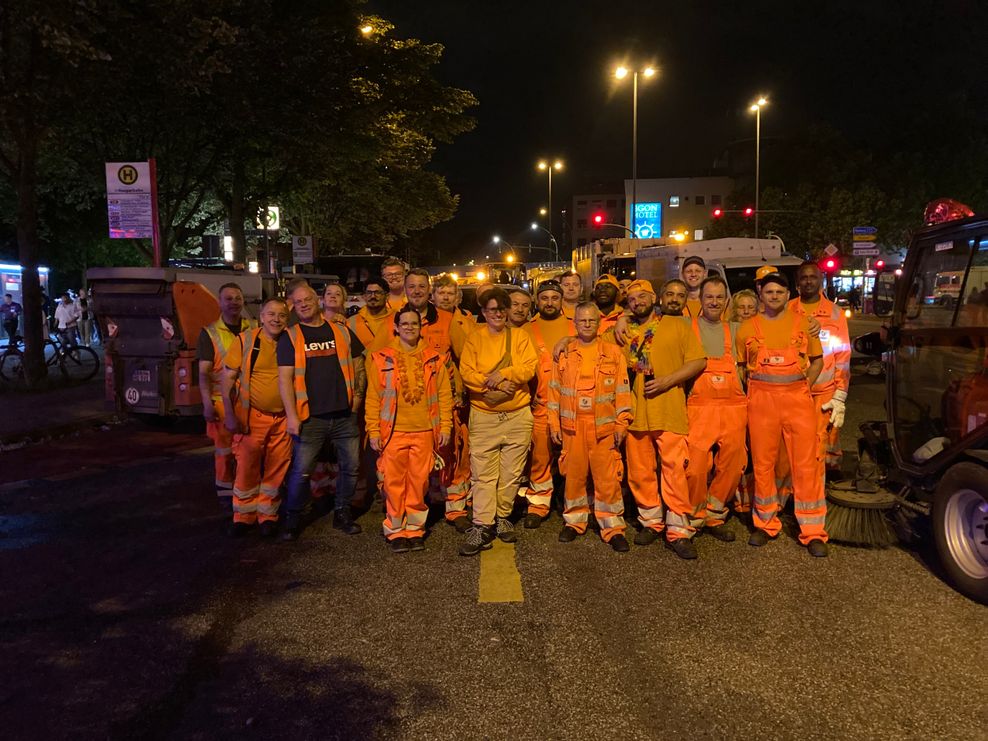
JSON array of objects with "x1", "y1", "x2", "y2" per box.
[
  {"x1": 0, "y1": 350, "x2": 24, "y2": 382},
  {"x1": 932, "y1": 462, "x2": 988, "y2": 604},
  {"x1": 59, "y1": 346, "x2": 100, "y2": 382}
]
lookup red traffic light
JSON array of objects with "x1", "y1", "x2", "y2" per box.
[
  {"x1": 592, "y1": 213, "x2": 604, "y2": 226},
  {"x1": 823, "y1": 258, "x2": 838, "y2": 271},
  {"x1": 712, "y1": 208, "x2": 723, "y2": 218},
  {"x1": 875, "y1": 259, "x2": 886, "y2": 269},
  {"x1": 743, "y1": 207, "x2": 754, "y2": 217}
]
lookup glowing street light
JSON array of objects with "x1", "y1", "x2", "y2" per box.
[
  {"x1": 536, "y1": 159, "x2": 563, "y2": 241},
  {"x1": 614, "y1": 63, "x2": 658, "y2": 236},
  {"x1": 749, "y1": 95, "x2": 769, "y2": 238},
  {"x1": 360, "y1": 24, "x2": 373, "y2": 35}
]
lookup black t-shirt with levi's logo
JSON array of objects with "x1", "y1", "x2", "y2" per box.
[{"x1": 277, "y1": 321, "x2": 364, "y2": 418}]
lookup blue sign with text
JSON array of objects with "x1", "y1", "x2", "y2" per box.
[{"x1": 633, "y1": 202, "x2": 662, "y2": 238}]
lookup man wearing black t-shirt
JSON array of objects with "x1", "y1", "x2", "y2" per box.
[{"x1": 278, "y1": 281, "x2": 367, "y2": 540}]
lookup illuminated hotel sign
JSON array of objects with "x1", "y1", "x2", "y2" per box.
[{"x1": 633, "y1": 202, "x2": 662, "y2": 238}]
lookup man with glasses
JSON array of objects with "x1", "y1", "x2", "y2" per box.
[
  {"x1": 381, "y1": 257, "x2": 408, "y2": 313},
  {"x1": 348, "y1": 277, "x2": 395, "y2": 354}
]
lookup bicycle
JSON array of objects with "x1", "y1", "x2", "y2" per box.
[{"x1": 0, "y1": 332, "x2": 100, "y2": 383}]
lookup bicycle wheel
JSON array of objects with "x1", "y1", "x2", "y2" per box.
[
  {"x1": 0, "y1": 349, "x2": 25, "y2": 382},
  {"x1": 59, "y1": 345, "x2": 100, "y2": 382}
]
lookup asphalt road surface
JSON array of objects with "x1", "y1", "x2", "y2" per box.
[{"x1": 0, "y1": 338, "x2": 983, "y2": 740}]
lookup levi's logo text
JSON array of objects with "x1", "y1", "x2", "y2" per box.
[{"x1": 304, "y1": 339, "x2": 337, "y2": 358}]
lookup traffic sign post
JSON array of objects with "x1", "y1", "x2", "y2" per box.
[{"x1": 105, "y1": 159, "x2": 162, "y2": 266}]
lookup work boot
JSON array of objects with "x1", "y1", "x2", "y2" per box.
[
  {"x1": 705, "y1": 524, "x2": 736, "y2": 542},
  {"x1": 608, "y1": 534, "x2": 630, "y2": 553},
  {"x1": 407, "y1": 536, "x2": 425, "y2": 552},
  {"x1": 258, "y1": 521, "x2": 278, "y2": 539},
  {"x1": 634, "y1": 527, "x2": 660, "y2": 546},
  {"x1": 332, "y1": 508, "x2": 362, "y2": 535},
  {"x1": 748, "y1": 529, "x2": 774, "y2": 547},
  {"x1": 227, "y1": 521, "x2": 252, "y2": 539},
  {"x1": 459, "y1": 525, "x2": 494, "y2": 556},
  {"x1": 558, "y1": 526, "x2": 579, "y2": 543},
  {"x1": 666, "y1": 538, "x2": 699, "y2": 560},
  {"x1": 495, "y1": 516, "x2": 517, "y2": 543},
  {"x1": 448, "y1": 516, "x2": 471, "y2": 534},
  {"x1": 807, "y1": 538, "x2": 829, "y2": 558},
  {"x1": 523, "y1": 513, "x2": 545, "y2": 529},
  {"x1": 389, "y1": 537, "x2": 410, "y2": 554},
  {"x1": 312, "y1": 496, "x2": 333, "y2": 517}
]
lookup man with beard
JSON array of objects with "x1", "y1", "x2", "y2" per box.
[
  {"x1": 507, "y1": 288, "x2": 534, "y2": 328},
  {"x1": 592, "y1": 274, "x2": 624, "y2": 336},
  {"x1": 432, "y1": 274, "x2": 476, "y2": 356},
  {"x1": 521, "y1": 280, "x2": 574, "y2": 527},
  {"x1": 659, "y1": 279, "x2": 689, "y2": 317},
  {"x1": 348, "y1": 277, "x2": 395, "y2": 354},
  {"x1": 622, "y1": 280, "x2": 707, "y2": 559},
  {"x1": 381, "y1": 257, "x2": 408, "y2": 313}
]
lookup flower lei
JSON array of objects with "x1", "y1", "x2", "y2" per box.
[
  {"x1": 628, "y1": 317, "x2": 659, "y2": 373},
  {"x1": 396, "y1": 349, "x2": 425, "y2": 405}
]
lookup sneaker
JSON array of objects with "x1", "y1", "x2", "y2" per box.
[
  {"x1": 280, "y1": 513, "x2": 301, "y2": 542},
  {"x1": 634, "y1": 527, "x2": 660, "y2": 546},
  {"x1": 407, "y1": 536, "x2": 426, "y2": 551},
  {"x1": 666, "y1": 538, "x2": 699, "y2": 560},
  {"x1": 748, "y1": 529, "x2": 773, "y2": 547},
  {"x1": 523, "y1": 513, "x2": 545, "y2": 529},
  {"x1": 807, "y1": 538, "x2": 829, "y2": 558},
  {"x1": 459, "y1": 525, "x2": 494, "y2": 556},
  {"x1": 608, "y1": 534, "x2": 630, "y2": 553},
  {"x1": 389, "y1": 537, "x2": 410, "y2": 554},
  {"x1": 705, "y1": 524, "x2": 736, "y2": 542},
  {"x1": 448, "y1": 516, "x2": 471, "y2": 534},
  {"x1": 227, "y1": 522, "x2": 252, "y2": 539},
  {"x1": 258, "y1": 521, "x2": 278, "y2": 538},
  {"x1": 558, "y1": 526, "x2": 578, "y2": 543},
  {"x1": 332, "y1": 508, "x2": 362, "y2": 535},
  {"x1": 495, "y1": 516, "x2": 517, "y2": 543}
]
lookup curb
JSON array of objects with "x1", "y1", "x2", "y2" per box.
[{"x1": 0, "y1": 413, "x2": 125, "y2": 450}]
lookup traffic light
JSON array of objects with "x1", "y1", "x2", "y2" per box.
[
  {"x1": 592, "y1": 213, "x2": 604, "y2": 226},
  {"x1": 875, "y1": 259, "x2": 886, "y2": 269},
  {"x1": 822, "y1": 257, "x2": 839, "y2": 272},
  {"x1": 743, "y1": 207, "x2": 754, "y2": 217},
  {"x1": 712, "y1": 208, "x2": 723, "y2": 218}
]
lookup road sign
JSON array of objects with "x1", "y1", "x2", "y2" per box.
[
  {"x1": 824, "y1": 243, "x2": 839, "y2": 256},
  {"x1": 853, "y1": 247, "x2": 880, "y2": 256},
  {"x1": 853, "y1": 226, "x2": 878, "y2": 236},
  {"x1": 292, "y1": 236, "x2": 313, "y2": 265},
  {"x1": 257, "y1": 206, "x2": 280, "y2": 231},
  {"x1": 105, "y1": 162, "x2": 155, "y2": 239}
]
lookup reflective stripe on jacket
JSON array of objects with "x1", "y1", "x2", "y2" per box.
[
  {"x1": 368, "y1": 340, "x2": 449, "y2": 449},
  {"x1": 206, "y1": 317, "x2": 252, "y2": 397},
  {"x1": 548, "y1": 340, "x2": 632, "y2": 439}
]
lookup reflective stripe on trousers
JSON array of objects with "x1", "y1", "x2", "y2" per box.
[
  {"x1": 379, "y1": 430, "x2": 433, "y2": 539},
  {"x1": 206, "y1": 398, "x2": 235, "y2": 497},
  {"x1": 626, "y1": 429, "x2": 696, "y2": 540},
  {"x1": 524, "y1": 411, "x2": 554, "y2": 516},
  {"x1": 560, "y1": 416, "x2": 625, "y2": 542},
  {"x1": 231, "y1": 408, "x2": 291, "y2": 524}
]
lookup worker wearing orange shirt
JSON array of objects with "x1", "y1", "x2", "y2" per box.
[
  {"x1": 522, "y1": 280, "x2": 573, "y2": 527},
  {"x1": 681, "y1": 256, "x2": 707, "y2": 319},
  {"x1": 622, "y1": 280, "x2": 707, "y2": 559},
  {"x1": 736, "y1": 272, "x2": 828, "y2": 557},
  {"x1": 559, "y1": 270, "x2": 583, "y2": 320},
  {"x1": 592, "y1": 274, "x2": 624, "y2": 336},
  {"x1": 347, "y1": 277, "x2": 395, "y2": 354},
  {"x1": 549, "y1": 302, "x2": 633, "y2": 552},
  {"x1": 685, "y1": 276, "x2": 748, "y2": 541}
]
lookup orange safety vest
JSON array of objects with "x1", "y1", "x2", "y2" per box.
[
  {"x1": 788, "y1": 296, "x2": 850, "y2": 393},
  {"x1": 285, "y1": 321, "x2": 356, "y2": 423},
  {"x1": 206, "y1": 317, "x2": 252, "y2": 399},
  {"x1": 549, "y1": 340, "x2": 632, "y2": 439},
  {"x1": 233, "y1": 327, "x2": 285, "y2": 430},
  {"x1": 746, "y1": 312, "x2": 808, "y2": 385},
  {"x1": 347, "y1": 306, "x2": 395, "y2": 351},
  {"x1": 689, "y1": 318, "x2": 746, "y2": 405},
  {"x1": 370, "y1": 342, "x2": 445, "y2": 449},
  {"x1": 597, "y1": 307, "x2": 624, "y2": 336}
]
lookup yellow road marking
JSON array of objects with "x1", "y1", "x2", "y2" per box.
[{"x1": 478, "y1": 540, "x2": 524, "y2": 603}]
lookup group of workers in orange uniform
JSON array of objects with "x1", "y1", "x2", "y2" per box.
[{"x1": 195, "y1": 254, "x2": 850, "y2": 560}]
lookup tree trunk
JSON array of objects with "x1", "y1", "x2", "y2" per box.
[{"x1": 16, "y1": 137, "x2": 48, "y2": 387}]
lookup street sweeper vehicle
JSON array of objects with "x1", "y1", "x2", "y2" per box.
[{"x1": 848, "y1": 199, "x2": 988, "y2": 604}]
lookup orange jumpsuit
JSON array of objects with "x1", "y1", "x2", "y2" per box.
[
  {"x1": 549, "y1": 340, "x2": 632, "y2": 542},
  {"x1": 523, "y1": 316, "x2": 574, "y2": 517},
  {"x1": 686, "y1": 319, "x2": 748, "y2": 528},
  {"x1": 623, "y1": 316, "x2": 706, "y2": 541},
  {"x1": 738, "y1": 313, "x2": 828, "y2": 544},
  {"x1": 226, "y1": 328, "x2": 291, "y2": 524}
]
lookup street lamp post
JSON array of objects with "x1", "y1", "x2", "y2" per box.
[
  {"x1": 537, "y1": 160, "x2": 563, "y2": 240},
  {"x1": 530, "y1": 222, "x2": 559, "y2": 261},
  {"x1": 749, "y1": 96, "x2": 768, "y2": 239},
  {"x1": 615, "y1": 64, "x2": 655, "y2": 237}
]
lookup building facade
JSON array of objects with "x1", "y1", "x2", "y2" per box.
[{"x1": 624, "y1": 176, "x2": 735, "y2": 241}]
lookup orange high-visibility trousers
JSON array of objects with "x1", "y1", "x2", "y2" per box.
[
  {"x1": 748, "y1": 380, "x2": 828, "y2": 544},
  {"x1": 231, "y1": 408, "x2": 291, "y2": 524},
  {"x1": 560, "y1": 416, "x2": 625, "y2": 542},
  {"x1": 687, "y1": 404, "x2": 748, "y2": 527},
  {"x1": 379, "y1": 430, "x2": 434, "y2": 540},
  {"x1": 442, "y1": 406, "x2": 472, "y2": 522},
  {"x1": 626, "y1": 429, "x2": 695, "y2": 541},
  {"x1": 206, "y1": 398, "x2": 235, "y2": 500},
  {"x1": 775, "y1": 387, "x2": 841, "y2": 505},
  {"x1": 524, "y1": 410, "x2": 554, "y2": 518}
]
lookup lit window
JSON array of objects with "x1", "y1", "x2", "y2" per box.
[{"x1": 669, "y1": 196, "x2": 680, "y2": 208}]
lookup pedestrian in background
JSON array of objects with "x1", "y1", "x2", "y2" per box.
[
  {"x1": 1, "y1": 293, "x2": 22, "y2": 344},
  {"x1": 54, "y1": 292, "x2": 81, "y2": 347},
  {"x1": 76, "y1": 289, "x2": 93, "y2": 347}
]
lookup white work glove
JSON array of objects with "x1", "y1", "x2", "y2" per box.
[{"x1": 821, "y1": 389, "x2": 847, "y2": 429}]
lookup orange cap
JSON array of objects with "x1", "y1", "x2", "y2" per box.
[
  {"x1": 624, "y1": 279, "x2": 655, "y2": 297},
  {"x1": 755, "y1": 265, "x2": 778, "y2": 281},
  {"x1": 594, "y1": 274, "x2": 620, "y2": 289}
]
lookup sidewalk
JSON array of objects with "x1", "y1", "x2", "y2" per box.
[{"x1": 0, "y1": 378, "x2": 119, "y2": 446}]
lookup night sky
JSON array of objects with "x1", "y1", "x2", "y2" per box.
[{"x1": 368, "y1": 0, "x2": 987, "y2": 262}]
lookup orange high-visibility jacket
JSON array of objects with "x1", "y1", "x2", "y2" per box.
[
  {"x1": 205, "y1": 317, "x2": 252, "y2": 398},
  {"x1": 787, "y1": 296, "x2": 850, "y2": 393},
  {"x1": 285, "y1": 322, "x2": 356, "y2": 423},
  {"x1": 548, "y1": 339, "x2": 632, "y2": 440},
  {"x1": 366, "y1": 339, "x2": 452, "y2": 449}
]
